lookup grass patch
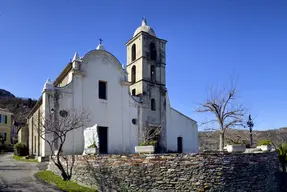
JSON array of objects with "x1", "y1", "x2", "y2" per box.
[
  {"x1": 13, "y1": 155, "x2": 38, "y2": 163},
  {"x1": 36, "y1": 170, "x2": 96, "y2": 192}
]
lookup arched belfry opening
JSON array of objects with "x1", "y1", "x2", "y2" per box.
[
  {"x1": 131, "y1": 44, "x2": 136, "y2": 61},
  {"x1": 150, "y1": 42, "x2": 157, "y2": 61}
]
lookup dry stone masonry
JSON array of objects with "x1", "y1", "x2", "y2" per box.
[{"x1": 48, "y1": 152, "x2": 280, "y2": 191}]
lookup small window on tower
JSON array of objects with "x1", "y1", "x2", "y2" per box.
[
  {"x1": 131, "y1": 66, "x2": 136, "y2": 83},
  {"x1": 151, "y1": 99, "x2": 156, "y2": 111},
  {"x1": 151, "y1": 65, "x2": 156, "y2": 81},
  {"x1": 132, "y1": 89, "x2": 136, "y2": 96},
  {"x1": 150, "y1": 42, "x2": 157, "y2": 61},
  {"x1": 131, "y1": 44, "x2": 136, "y2": 61},
  {"x1": 99, "y1": 81, "x2": 107, "y2": 100}
]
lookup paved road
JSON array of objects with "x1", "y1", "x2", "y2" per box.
[{"x1": 0, "y1": 153, "x2": 62, "y2": 192}]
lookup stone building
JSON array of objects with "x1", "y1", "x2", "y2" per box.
[
  {"x1": 0, "y1": 108, "x2": 12, "y2": 145},
  {"x1": 27, "y1": 19, "x2": 198, "y2": 157}
]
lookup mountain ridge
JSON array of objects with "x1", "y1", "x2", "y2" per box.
[
  {"x1": 199, "y1": 127, "x2": 287, "y2": 151},
  {"x1": 0, "y1": 88, "x2": 37, "y2": 123}
]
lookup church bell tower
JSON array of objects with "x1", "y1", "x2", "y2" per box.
[{"x1": 126, "y1": 19, "x2": 168, "y2": 151}]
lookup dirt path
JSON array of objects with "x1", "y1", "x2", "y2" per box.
[{"x1": 0, "y1": 153, "x2": 62, "y2": 192}]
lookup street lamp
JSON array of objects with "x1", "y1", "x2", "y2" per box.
[{"x1": 247, "y1": 114, "x2": 254, "y2": 147}]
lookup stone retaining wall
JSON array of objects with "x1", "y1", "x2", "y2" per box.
[{"x1": 48, "y1": 152, "x2": 280, "y2": 191}]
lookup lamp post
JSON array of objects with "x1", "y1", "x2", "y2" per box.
[{"x1": 247, "y1": 114, "x2": 254, "y2": 147}]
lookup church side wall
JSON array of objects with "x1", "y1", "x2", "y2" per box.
[
  {"x1": 28, "y1": 117, "x2": 33, "y2": 156},
  {"x1": 28, "y1": 105, "x2": 43, "y2": 156},
  {"x1": 166, "y1": 103, "x2": 198, "y2": 153}
]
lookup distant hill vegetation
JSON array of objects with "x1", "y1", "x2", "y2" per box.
[
  {"x1": 0, "y1": 89, "x2": 37, "y2": 123},
  {"x1": 0, "y1": 89, "x2": 15, "y2": 98},
  {"x1": 199, "y1": 128, "x2": 287, "y2": 151}
]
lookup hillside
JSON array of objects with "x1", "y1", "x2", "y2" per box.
[
  {"x1": 199, "y1": 128, "x2": 287, "y2": 151},
  {"x1": 0, "y1": 89, "x2": 37, "y2": 123}
]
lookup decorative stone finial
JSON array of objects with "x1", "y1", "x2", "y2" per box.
[
  {"x1": 72, "y1": 52, "x2": 80, "y2": 62},
  {"x1": 42, "y1": 78, "x2": 54, "y2": 92},
  {"x1": 142, "y1": 17, "x2": 147, "y2": 26},
  {"x1": 96, "y1": 38, "x2": 105, "y2": 50},
  {"x1": 96, "y1": 43, "x2": 105, "y2": 50}
]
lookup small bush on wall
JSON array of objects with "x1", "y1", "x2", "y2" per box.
[
  {"x1": 257, "y1": 139, "x2": 272, "y2": 146},
  {"x1": 14, "y1": 142, "x2": 29, "y2": 156}
]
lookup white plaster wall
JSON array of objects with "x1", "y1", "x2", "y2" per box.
[
  {"x1": 55, "y1": 50, "x2": 139, "y2": 155},
  {"x1": 166, "y1": 95, "x2": 198, "y2": 153},
  {"x1": 56, "y1": 86, "x2": 74, "y2": 155}
]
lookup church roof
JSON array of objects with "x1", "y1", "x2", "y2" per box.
[{"x1": 133, "y1": 19, "x2": 156, "y2": 37}]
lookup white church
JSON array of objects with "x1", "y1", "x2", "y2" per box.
[{"x1": 27, "y1": 19, "x2": 198, "y2": 157}]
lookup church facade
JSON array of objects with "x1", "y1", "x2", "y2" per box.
[{"x1": 26, "y1": 19, "x2": 198, "y2": 157}]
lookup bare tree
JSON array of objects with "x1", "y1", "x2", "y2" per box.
[
  {"x1": 138, "y1": 123, "x2": 162, "y2": 146},
  {"x1": 33, "y1": 91, "x2": 90, "y2": 180},
  {"x1": 197, "y1": 84, "x2": 245, "y2": 151},
  {"x1": 35, "y1": 108, "x2": 90, "y2": 180}
]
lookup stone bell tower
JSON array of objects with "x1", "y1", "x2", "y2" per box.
[{"x1": 126, "y1": 18, "x2": 168, "y2": 151}]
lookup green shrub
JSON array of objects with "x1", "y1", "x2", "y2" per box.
[
  {"x1": 88, "y1": 142, "x2": 97, "y2": 148},
  {"x1": 139, "y1": 140, "x2": 157, "y2": 146},
  {"x1": 14, "y1": 142, "x2": 29, "y2": 156},
  {"x1": 258, "y1": 139, "x2": 272, "y2": 146}
]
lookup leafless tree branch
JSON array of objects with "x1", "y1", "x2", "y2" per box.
[
  {"x1": 32, "y1": 90, "x2": 90, "y2": 180},
  {"x1": 197, "y1": 82, "x2": 246, "y2": 151}
]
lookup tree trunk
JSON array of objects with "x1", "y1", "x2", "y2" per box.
[
  {"x1": 61, "y1": 169, "x2": 70, "y2": 181},
  {"x1": 250, "y1": 132, "x2": 253, "y2": 147},
  {"x1": 55, "y1": 143, "x2": 71, "y2": 181},
  {"x1": 283, "y1": 162, "x2": 286, "y2": 173},
  {"x1": 219, "y1": 132, "x2": 224, "y2": 151}
]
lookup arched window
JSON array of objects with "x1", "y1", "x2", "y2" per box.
[
  {"x1": 150, "y1": 42, "x2": 157, "y2": 61},
  {"x1": 131, "y1": 44, "x2": 136, "y2": 61},
  {"x1": 151, "y1": 99, "x2": 156, "y2": 111},
  {"x1": 131, "y1": 66, "x2": 136, "y2": 83},
  {"x1": 151, "y1": 65, "x2": 156, "y2": 81}
]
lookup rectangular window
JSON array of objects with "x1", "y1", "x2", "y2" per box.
[
  {"x1": 132, "y1": 89, "x2": 136, "y2": 96},
  {"x1": 0, "y1": 114, "x2": 2, "y2": 123},
  {"x1": 99, "y1": 81, "x2": 107, "y2": 100},
  {"x1": 3, "y1": 133, "x2": 6, "y2": 142},
  {"x1": 4, "y1": 116, "x2": 7, "y2": 124}
]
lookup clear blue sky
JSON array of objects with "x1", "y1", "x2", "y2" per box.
[{"x1": 1, "y1": 1, "x2": 287, "y2": 131}]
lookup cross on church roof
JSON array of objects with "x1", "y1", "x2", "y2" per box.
[
  {"x1": 142, "y1": 17, "x2": 147, "y2": 24},
  {"x1": 99, "y1": 38, "x2": 103, "y2": 45}
]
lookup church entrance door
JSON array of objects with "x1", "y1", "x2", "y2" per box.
[
  {"x1": 177, "y1": 136, "x2": 183, "y2": 153},
  {"x1": 98, "y1": 126, "x2": 108, "y2": 154}
]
